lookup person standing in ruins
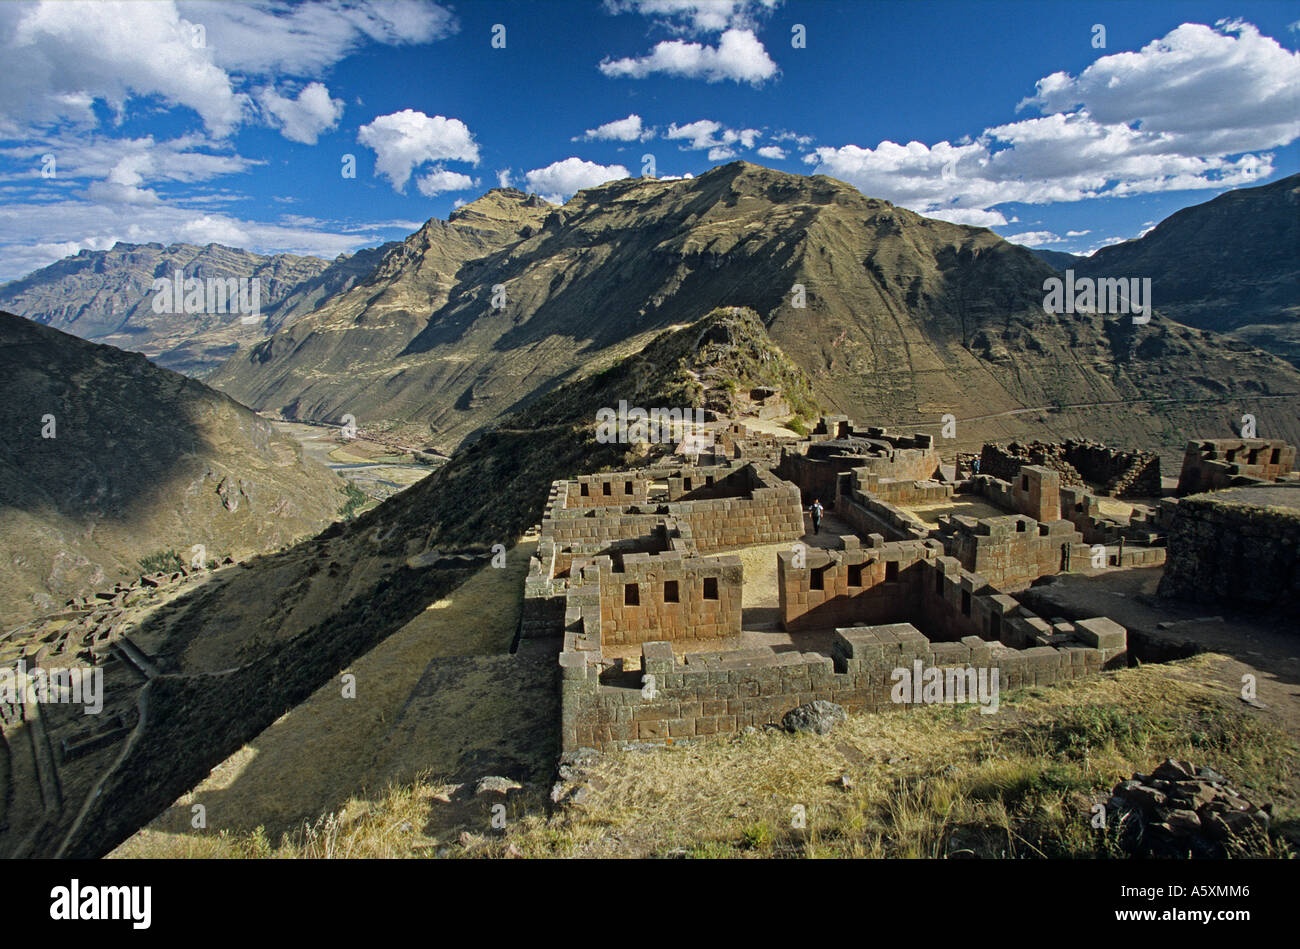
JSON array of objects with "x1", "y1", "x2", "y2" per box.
[{"x1": 810, "y1": 499, "x2": 824, "y2": 535}]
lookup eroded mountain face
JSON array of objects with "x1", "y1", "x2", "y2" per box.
[
  {"x1": 1077, "y1": 172, "x2": 1300, "y2": 367},
  {"x1": 0, "y1": 311, "x2": 348, "y2": 627},
  {"x1": 208, "y1": 163, "x2": 1300, "y2": 458},
  {"x1": 0, "y1": 241, "x2": 395, "y2": 376}
]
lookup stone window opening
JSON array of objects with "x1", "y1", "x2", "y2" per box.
[
  {"x1": 580, "y1": 483, "x2": 590, "y2": 497},
  {"x1": 602, "y1": 482, "x2": 612, "y2": 495},
  {"x1": 1016, "y1": 520, "x2": 1026, "y2": 533},
  {"x1": 683, "y1": 477, "x2": 693, "y2": 491},
  {"x1": 625, "y1": 583, "x2": 640, "y2": 606},
  {"x1": 625, "y1": 481, "x2": 633, "y2": 494},
  {"x1": 1271, "y1": 448, "x2": 1281, "y2": 465},
  {"x1": 703, "y1": 577, "x2": 719, "y2": 599},
  {"x1": 664, "y1": 580, "x2": 679, "y2": 603},
  {"x1": 1021, "y1": 475, "x2": 1029, "y2": 490},
  {"x1": 885, "y1": 560, "x2": 898, "y2": 582},
  {"x1": 847, "y1": 563, "x2": 863, "y2": 587},
  {"x1": 810, "y1": 566, "x2": 826, "y2": 590}
]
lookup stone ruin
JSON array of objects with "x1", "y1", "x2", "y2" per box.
[
  {"x1": 979, "y1": 439, "x2": 1162, "y2": 499},
  {"x1": 517, "y1": 417, "x2": 1170, "y2": 754},
  {"x1": 516, "y1": 420, "x2": 1300, "y2": 753},
  {"x1": 1175, "y1": 438, "x2": 1298, "y2": 496}
]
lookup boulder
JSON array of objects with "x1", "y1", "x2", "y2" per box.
[{"x1": 782, "y1": 700, "x2": 847, "y2": 736}]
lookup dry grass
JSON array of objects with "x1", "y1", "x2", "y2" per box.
[
  {"x1": 114, "y1": 653, "x2": 1298, "y2": 859},
  {"x1": 110, "y1": 536, "x2": 536, "y2": 856}
]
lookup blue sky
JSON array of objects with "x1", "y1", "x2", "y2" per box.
[{"x1": 0, "y1": 0, "x2": 1297, "y2": 281}]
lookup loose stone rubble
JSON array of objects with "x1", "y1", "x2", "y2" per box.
[{"x1": 1104, "y1": 758, "x2": 1274, "y2": 857}]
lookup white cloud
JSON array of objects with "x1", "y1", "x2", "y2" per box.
[
  {"x1": 927, "y1": 208, "x2": 1009, "y2": 228},
  {"x1": 578, "y1": 113, "x2": 652, "y2": 142},
  {"x1": 0, "y1": 1, "x2": 456, "y2": 141},
  {"x1": 177, "y1": 0, "x2": 456, "y2": 75},
  {"x1": 416, "y1": 167, "x2": 477, "y2": 196},
  {"x1": 0, "y1": 194, "x2": 402, "y2": 281},
  {"x1": 523, "y1": 157, "x2": 629, "y2": 203},
  {"x1": 666, "y1": 119, "x2": 761, "y2": 152},
  {"x1": 1066, "y1": 229, "x2": 1090, "y2": 237},
  {"x1": 756, "y1": 145, "x2": 786, "y2": 160},
  {"x1": 772, "y1": 130, "x2": 813, "y2": 145},
  {"x1": 807, "y1": 21, "x2": 1295, "y2": 224},
  {"x1": 1020, "y1": 21, "x2": 1300, "y2": 155},
  {"x1": 497, "y1": 169, "x2": 514, "y2": 188},
  {"x1": 0, "y1": 134, "x2": 258, "y2": 195},
  {"x1": 357, "y1": 109, "x2": 479, "y2": 191},
  {"x1": 1005, "y1": 230, "x2": 1062, "y2": 246},
  {"x1": 257, "y1": 82, "x2": 344, "y2": 145},
  {"x1": 600, "y1": 28, "x2": 777, "y2": 83},
  {"x1": 603, "y1": 1, "x2": 780, "y2": 35},
  {"x1": 0, "y1": 1, "x2": 244, "y2": 136}
]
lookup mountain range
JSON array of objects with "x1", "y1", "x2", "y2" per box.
[
  {"x1": 5, "y1": 164, "x2": 1297, "y2": 465},
  {"x1": 206, "y1": 162, "x2": 1300, "y2": 461},
  {"x1": 0, "y1": 240, "x2": 397, "y2": 376}
]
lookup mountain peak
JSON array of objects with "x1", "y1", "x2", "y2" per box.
[{"x1": 448, "y1": 187, "x2": 553, "y2": 222}]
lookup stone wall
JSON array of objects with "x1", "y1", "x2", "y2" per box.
[
  {"x1": 1176, "y1": 439, "x2": 1296, "y2": 496},
  {"x1": 969, "y1": 467, "x2": 1061, "y2": 521},
  {"x1": 853, "y1": 471, "x2": 953, "y2": 506},
  {"x1": 558, "y1": 616, "x2": 1125, "y2": 752},
  {"x1": 781, "y1": 420, "x2": 940, "y2": 505},
  {"x1": 774, "y1": 537, "x2": 1058, "y2": 646},
  {"x1": 980, "y1": 439, "x2": 1161, "y2": 498},
  {"x1": 565, "y1": 472, "x2": 651, "y2": 508},
  {"x1": 571, "y1": 549, "x2": 743, "y2": 646},
  {"x1": 838, "y1": 492, "x2": 931, "y2": 542},
  {"x1": 1158, "y1": 488, "x2": 1300, "y2": 611},
  {"x1": 543, "y1": 464, "x2": 802, "y2": 556},
  {"x1": 938, "y1": 513, "x2": 1085, "y2": 589}
]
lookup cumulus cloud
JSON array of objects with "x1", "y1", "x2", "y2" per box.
[
  {"x1": 756, "y1": 145, "x2": 786, "y2": 160},
  {"x1": 416, "y1": 167, "x2": 477, "y2": 196},
  {"x1": 1005, "y1": 230, "x2": 1063, "y2": 246},
  {"x1": 577, "y1": 113, "x2": 652, "y2": 142},
  {"x1": 357, "y1": 109, "x2": 479, "y2": 191},
  {"x1": 1019, "y1": 21, "x2": 1300, "y2": 155},
  {"x1": 0, "y1": 1, "x2": 455, "y2": 140},
  {"x1": 0, "y1": 1, "x2": 244, "y2": 136},
  {"x1": 666, "y1": 119, "x2": 760, "y2": 152},
  {"x1": 806, "y1": 20, "x2": 1295, "y2": 225},
  {"x1": 600, "y1": 27, "x2": 777, "y2": 83},
  {"x1": 257, "y1": 82, "x2": 344, "y2": 145},
  {"x1": 523, "y1": 157, "x2": 629, "y2": 203}
]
